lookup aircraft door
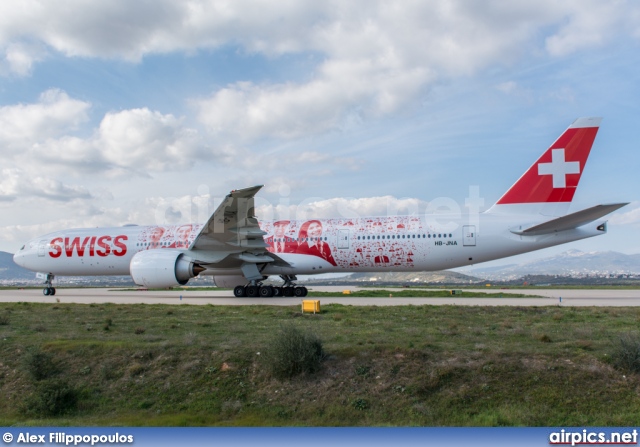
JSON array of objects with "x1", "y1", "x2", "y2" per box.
[
  {"x1": 463, "y1": 226, "x2": 476, "y2": 246},
  {"x1": 337, "y1": 229, "x2": 349, "y2": 249},
  {"x1": 38, "y1": 240, "x2": 47, "y2": 257}
]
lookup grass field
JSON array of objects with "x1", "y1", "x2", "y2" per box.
[{"x1": 1, "y1": 301, "x2": 639, "y2": 426}]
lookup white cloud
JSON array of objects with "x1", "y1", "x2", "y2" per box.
[
  {"x1": 97, "y1": 108, "x2": 204, "y2": 172},
  {"x1": 544, "y1": 2, "x2": 625, "y2": 57},
  {"x1": 192, "y1": 1, "x2": 640, "y2": 141},
  {"x1": 0, "y1": 168, "x2": 91, "y2": 202},
  {"x1": 1, "y1": 1, "x2": 638, "y2": 146},
  {"x1": 195, "y1": 61, "x2": 432, "y2": 141},
  {"x1": 0, "y1": 91, "x2": 217, "y2": 179},
  {"x1": 609, "y1": 202, "x2": 640, "y2": 226},
  {"x1": 257, "y1": 195, "x2": 430, "y2": 222},
  {"x1": 0, "y1": 90, "x2": 240, "y2": 212},
  {"x1": 1, "y1": 42, "x2": 45, "y2": 76},
  {"x1": 496, "y1": 81, "x2": 518, "y2": 94},
  {"x1": 0, "y1": 89, "x2": 90, "y2": 148},
  {"x1": 0, "y1": 207, "x2": 132, "y2": 248}
]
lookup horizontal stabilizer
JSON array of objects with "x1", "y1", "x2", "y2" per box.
[{"x1": 510, "y1": 203, "x2": 628, "y2": 235}]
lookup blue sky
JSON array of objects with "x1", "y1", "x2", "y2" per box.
[{"x1": 0, "y1": 1, "x2": 639, "y2": 266}]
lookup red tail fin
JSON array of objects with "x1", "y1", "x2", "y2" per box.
[{"x1": 488, "y1": 117, "x2": 601, "y2": 215}]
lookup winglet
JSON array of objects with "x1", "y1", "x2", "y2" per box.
[{"x1": 229, "y1": 185, "x2": 264, "y2": 199}]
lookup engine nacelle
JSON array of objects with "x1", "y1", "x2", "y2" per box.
[
  {"x1": 212, "y1": 275, "x2": 247, "y2": 288},
  {"x1": 130, "y1": 250, "x2": 204, "y2": 288}
]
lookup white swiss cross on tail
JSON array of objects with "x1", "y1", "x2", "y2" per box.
[{"x1": 537, "y1": 149, "x2": 580, "y2": 188}]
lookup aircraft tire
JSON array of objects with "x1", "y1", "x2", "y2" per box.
[
  {"x1": 246, "y1": 285, "x2": 259, "y2": 297},
  {"x1": 283, "y1": 287, "x2": 294, "y2": 297},
  {"x1": 43, "y1": 288, "x2": 50, "y2": 296},
  {"x1": 294, "y1": 286, "x2": 306, "y2": 297},
  {"x1": 50, "y1": 287, "x2": 56, "y2": 296},
  {"x1": 259, "y1": 285, "x2": 274, "y2": 297},
  {"x1": 273, "y1": 287, "x2": 283, "y2": 297},
  {"x1": 233, "y1": 285, "x2": 246, "y2": 297}
]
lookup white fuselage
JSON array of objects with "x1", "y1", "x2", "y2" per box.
[{"x1": 13, "y1": 212, "x2": 605, "y2": 278}]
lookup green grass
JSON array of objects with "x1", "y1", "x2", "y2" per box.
[{"x1": 1, "y1": 302, "x2": 640, "y2": 426}]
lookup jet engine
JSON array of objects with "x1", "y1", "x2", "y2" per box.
[{"x1": 130, "y1": 250, "x2": 204, "y2": 288}]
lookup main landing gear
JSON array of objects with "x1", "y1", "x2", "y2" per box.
[
  {"x1": 42, "y1": 273, "x2": 56, "y2": 296},
  {"x1": 233, "y1": 275, "x2": 308, "y2": 298}
]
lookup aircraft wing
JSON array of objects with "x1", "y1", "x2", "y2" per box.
[
  {"x1": 190, "y1": 185, "x2": 268, "y2": 251},
  {"x1": 510, "y1": 203, "x2": 628, "y2": 236},
  {"x1": 186, "y1": 185, "x2": 292, "y2": 279}
]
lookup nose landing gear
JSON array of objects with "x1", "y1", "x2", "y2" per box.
[{"x1": 41, "y1": 273, "x2": 56, "y2": 296}]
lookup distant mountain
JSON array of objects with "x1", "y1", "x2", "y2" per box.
[
  {"x1": 468, "y1": 249, "x2": 640, "y2": 280},
  {"x1": 0, "y1": 251, "x2": 37, "y2": 282}
]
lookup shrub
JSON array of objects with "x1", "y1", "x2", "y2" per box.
[
  {"x1": 134, "y1": 327, "x2": 146, "y2": 334},
  {"x1": 0, "y1": 314, "x2": 9, "y2": 325},
  {"x1": 352, "y1": 398, "x2": 369, "y2": 411},
  {"x1": 24, "y1": 379, "x2": 78, "y2": 416},
  {"x1": 537, "y1": 334, "x2": 552, "y2": 343},
  {"x1": 128, "y1": 363, "x2": 145, "y2": 376},
  {"x1": 263, "y1": 324, "x2": 325, "y2": 379},
  {"x1": 611, "y1": 333, "x2": 640, "y2": 373},
  {"x1": 100, "y1": 362, "x2": 121, "y2": 381},
  {"x1": 23, "y1": 347, "x2": 59, "y2": 381}
]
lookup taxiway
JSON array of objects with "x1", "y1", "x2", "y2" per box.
[{"x1": 1, "y1": 286, "x2": 639, "y2": 306}]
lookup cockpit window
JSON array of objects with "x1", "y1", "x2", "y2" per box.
[{"x1": 20, "y1": 245, "x2": 25, "y2": 251}]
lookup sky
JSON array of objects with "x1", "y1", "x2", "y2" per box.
[{"x1": 0, "y1": 0, "x2": 639, "y2": 267}]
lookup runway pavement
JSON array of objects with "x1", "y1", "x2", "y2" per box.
[{"x1": 1, "y1": 286, "x2": 640, "y2": 306}]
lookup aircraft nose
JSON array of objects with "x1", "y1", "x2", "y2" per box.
[{"x1": 13, "y1": 247, "x2": 27, "y2": 268}]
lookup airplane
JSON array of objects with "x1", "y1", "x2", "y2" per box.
[{"x1": 13, "y1": 117, "x2": 627, "y2": 298}]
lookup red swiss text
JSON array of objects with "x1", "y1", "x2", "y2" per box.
[{"x1": 48, "y1": 235, "x2": 128, "y2": 258}]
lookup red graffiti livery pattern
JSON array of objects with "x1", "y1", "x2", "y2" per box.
[{"x1": 48, "y1": 235, "x2": 129, "y2": 258}]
